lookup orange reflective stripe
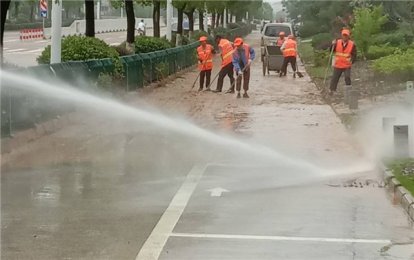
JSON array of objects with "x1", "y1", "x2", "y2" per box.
[{"x1": 284, "y1": 48, "x2": 296, "y2": 52}]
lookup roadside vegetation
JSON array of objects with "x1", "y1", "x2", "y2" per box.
[
  {"x1": 388, "y1": 159, "x2": 414, "y2": 196},
  {"x1": 291, "y1": 2, "x2": 414, "y2": 97}
]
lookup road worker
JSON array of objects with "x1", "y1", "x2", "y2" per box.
[
  {"x1": 276, "y1": 31, "x2": 286, "y2": 47},
  {"x1": 280, "y1": 34, "x2": 298, "y2": 78},
  {"x1": 232, "y1": 37, "x2": 255, "y2": 98},
  {"x1": 196, "y1": 36, "x2": 214, "y2": 91},
  {"x1": 329, "y1": 28, "x2": 357, "y2": 95},
  {"x1": 213, "y1": 35, "x2": 235, "y2": 93}
]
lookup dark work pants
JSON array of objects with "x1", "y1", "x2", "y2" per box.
[
  {"x1": 216, "y1": 63, "x2": 234, "y2": 91},
  {"x1": 199, "y1": 69, "x2": 212, "y2": 89},
  {"x1": 281, "y1": 56, "x2": 297, "y2": 75},
  {"x1": 330, "y1": 67, "x2": 351, "y2": 91},
  {"x1": 236, "y1": 68, "x2": 250, "y2": 92}
]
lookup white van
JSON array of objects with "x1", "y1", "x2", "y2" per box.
[{"x1": 260, "y1": 23, "x2": 294, "y2": 60}]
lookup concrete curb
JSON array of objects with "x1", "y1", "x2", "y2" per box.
[{"x1": 380, "y1": 164, "x2": 414, "y2": 222}]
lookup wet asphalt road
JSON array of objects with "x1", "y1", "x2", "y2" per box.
[{"x1": 2, "y1": 32, "x2": 413, "y2": 259}]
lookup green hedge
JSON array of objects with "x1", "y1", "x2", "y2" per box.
[
  {"x1": 37, "y1": 36, "x2": 122, "y2": 74},
  {"x1": 134, "y1": 36, "x2": 173, "y2": 53},
  {"x1": 372, "y1": 48, "x2": 414, "y2": 75},
  {"x1": 366, "y1": 45, "x2": 399, "y2": 60},
  {"x1": 374, "y1": 32, "x2": 413, "y2": 47}
]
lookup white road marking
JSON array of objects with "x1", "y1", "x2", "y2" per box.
[
  {"x1": 25, "y1": 48, "x2": 44, "y2": 53},
  {"x1": 110, "y1": 42, "x2": 121, "y2": 46},
  {"x1": 135, "y1": 164, "x2": 207, "y2": 260},
  {"x1": 5, "y1": 48, "x2": 26, "y2": 53},
  {"x1": 170, "y1": 233, "x2": 391, "y2": 244},
  {"x1": 3, "y1": 39, "x2": 18, "y2": 43},
  {"x1": 207, "y1": 187, "x2": 229, "y2": 197}
]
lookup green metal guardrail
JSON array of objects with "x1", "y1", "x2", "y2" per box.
[{"x1": 1, "y1": 41, "x2": 200, "y2": 137}]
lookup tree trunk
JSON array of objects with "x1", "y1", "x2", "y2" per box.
[
  {"x1": 14, "y1": 2, "x2": 20, "y2": 19},
  {"x1": 177, "y1": 8, "x2": 184, "y2": 35},
  {"x1": 198, "y1": 10, "x2": 204, "y2": 31},
  {"x1": 216, "y1": 13, "x2": 220, "y2": 28},
  {"x1": 153, "y1": 0, "x2": 160, "y2": 37},
  {"x1": 225, "y1": 9, "x2": 228, "y2": 24},
  {"x1": 220, "y1": 11, "x2": 224, "y2": 26},
  {"x1": 230, "y1": 14, "x2": 233, "y2": 23},
  {"x1": 186, "y1": 10, "x2": 194, "y2": 32},
  {"x1": 30, "y1": 3, "x2": 35, "y2": 22},
  {"x1": 85, "y1": 0, "x2": 95, "y2": 37},
  {"x1": 125, "y1": 0, "x2": 135, "y2": 44},
  {"x1": 211, "y1": 12, "x2": 216, "y2": 29},
  {"x1": 236, "y1": 13, "x2": 242, "y2": 22},
  {"x1": 66, "y1": 7, "x2": 70, "y2": 19}
]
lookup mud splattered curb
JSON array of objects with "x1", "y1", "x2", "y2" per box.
[{"x1": 380, "y1": 164, "x2": 414, "y2": 223}]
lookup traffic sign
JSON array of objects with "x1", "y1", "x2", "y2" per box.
[{"x1": 39, "y1": 0, "x2": 48, "y2": 18}]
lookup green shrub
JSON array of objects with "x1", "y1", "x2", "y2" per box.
[
  {"x1": 352, "y1": 6, "x2": 388, "y2": 58},
  {"x1": 366, "y1": 45, "x2": 398, "y2": 60},
  {"x1": 212, "y1": 27, "x2": 229, "y2": 37},
  {"x1": 227, "y1": 23, "x2": 241, "y2": 29},
  {"x1": 374, "y1": 31, "x2": 406, "y2": 47},
  {"x1": 313, "y1": 50, "x2": 330, "y2": 67},
  {"x1": 37, "y1": 36, "x2": 122, "y2": 74},
  {"x1": 134, "y1": 36, "x2": 172, "y2": 53},
  {"x1": 96, "y1": 73, "x2": 113, "y2": 89},
  {"x1": 372, "y1": 48, "x2": 414, "y2": 75},
  {"x1": 311, "y1": 33, "x2": 332, "y2": 50}
]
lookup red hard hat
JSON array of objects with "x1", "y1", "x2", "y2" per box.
[
  {"x1": 199, "y1": 36, "x2": 208, "y2": 42},
  {"x1": 234, "y1": 37, "x2": 243, "y2": 46},
  {"x1": 341, "y1": 29, "x2": 350, "y2": 36}
]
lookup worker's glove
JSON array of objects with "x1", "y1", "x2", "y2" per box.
[
  {"x1": 331, "y1": 39, "x2": 337, "y2": 45},
  {"x1": 247, "y1": 59, "x2": 252, "y2": 66},
  {"x1": 236, "y1": 70, "x2": 241, "y2": 76},
  {"x1": 198, "y1": 59, "x2": 203, "y2": 63}
]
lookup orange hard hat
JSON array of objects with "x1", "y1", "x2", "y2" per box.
[
  {"x1": 199, "y1": 36, "x2": 208, "y2": 42},
  {"x1": 234, "y1": 37, "x2": 243, "y2": 46},
  {"x1": 341, "y1": 29, "x2": 350, "y2": 36},
  {"x1": 279, "y1": 31, "x2": 285, "y2": 36}
]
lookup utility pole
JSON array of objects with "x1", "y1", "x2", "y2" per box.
[
  {"x1": 166, "y1": 0, "x2": 173, "y2": 41},
  {"x1": 96, "y1": 0, "x2": 100, "y2": 20},
  {"x1": 51, "y1": 0, "x2": 62, "y2": 64}
]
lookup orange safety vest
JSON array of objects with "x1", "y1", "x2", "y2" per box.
[
  {"x1": 276, "y1": 38, "x2": 285, "y2": 47},
  {"x1": 197, "y1": 44, "x2": 213, "y2": 71},
  {"x1": 283, "y1": 39, "x2": 297, "y2": 57},
  {"x1": 334, "y1": 39, "x2": 354, "y2": 69},
  {"x1": 233, "y1": 43, "x2": 251, "y2": 62},
  {"x1": 219, "y1": 39, "x2": 234, "y2": 68}
]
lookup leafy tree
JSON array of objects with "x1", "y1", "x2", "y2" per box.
[{"x1": 352, "y1": 5, "x2": 387, "y2": 58}]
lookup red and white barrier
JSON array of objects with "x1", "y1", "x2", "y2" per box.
[{"x1": 20, "y1": 29, "x2": 44, "y2": 41}]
